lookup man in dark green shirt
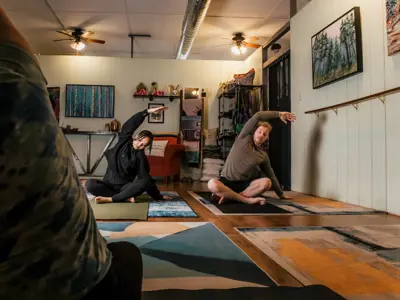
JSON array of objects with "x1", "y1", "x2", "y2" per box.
[
  {"x1": 0, "y1": 7, "x2": 142, "y2": 300},
  {"x1": 208, "y1": 110, "x2": 296, "y2": 205}
]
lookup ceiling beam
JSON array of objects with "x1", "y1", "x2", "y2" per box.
[
  {"x1": 290, "y1": 0, "x2": 297, "y2": 17},
  {"x1": 128, "y1": 34, "x2": 151, "y2": 58},
  {"x1": 261, "y1": 22, "x2": 290, "y2": 50}
]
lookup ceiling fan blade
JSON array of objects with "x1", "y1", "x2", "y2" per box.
[
  {"x1": 82, "y1": 31, "x2": 94, "y2": 38},
  {"x1": 53, "y1": 38, "x2": 74, "y2": 42},
  {"x1": 247, "y1": 36, "x2": 260, "y2": 41},
  {"x1": 82, "y1": 37, "x2": 105, "y2": 44},
  {"x1": 244, "y1": 42, "x2": 261, "y2": 49},
  {"x1": 212, "y1": 43, "x2": 231, "y2": 48},
  {"x1": 56, "y1": 30, "x2": 74, "y2": 38}
]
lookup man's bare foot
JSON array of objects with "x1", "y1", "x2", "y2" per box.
[
  {"x1": 95, "y1": 196, "x2": 113, "y2": 204},
  {"x1": 247, "y1": 197, "x2": 266, "y2": 205},
  {"x1": 128, "y1": 197, "x2": 135, "y2": 203}
]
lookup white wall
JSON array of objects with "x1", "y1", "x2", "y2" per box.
[
  {"x1": 291, "y1": 0, "x2": 400, "y2": 215},
  {"x1": 245, "y1": 48, "x2": 262, "y2": 85},
  {"x1": 38, "y1": 55, "x2": 247, "y2": 175}
]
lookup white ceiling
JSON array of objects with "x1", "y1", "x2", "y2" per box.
[{"x1": 2, "y1": 0, "x2": 310, "y2": 60}]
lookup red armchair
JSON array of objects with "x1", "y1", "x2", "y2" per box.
[{"x1": 146, "y1": 134, "x2": 185, "y2": 184}]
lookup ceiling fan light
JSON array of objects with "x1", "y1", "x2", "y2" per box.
[
  {"x1": 231, "y1": 45, "x2": 246, "y2": 55},
  {"x1": 231, "y1": 45, "x2": 240, "y2": 55},
  {"x1": 70, "y1": 41, "x2": 86, "y2": 51}
]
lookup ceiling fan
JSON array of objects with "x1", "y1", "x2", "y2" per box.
[
  {"x1": 53, "y1": 27, "x2": 105, "y2": 51},
  {"x1": 230, "y1": 32, "x2": 261, "y2": 55}
]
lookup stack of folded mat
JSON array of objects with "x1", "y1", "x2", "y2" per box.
[
  {"x1": 200, "y1": 128, "x2": 224, "y2": 182},
  {"x1": 203, "y1": 144, "x2": 221, "y2": 159},
  {"x1": 200, "y1": 158, "x2": 224, "y2": 182},
  {"x1": 203, "y1": 128, "x2": 221, "y2": 159}
]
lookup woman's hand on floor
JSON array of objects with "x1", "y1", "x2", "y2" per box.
[{"x1": 162, "y1": 195, "x2": 172, "y2": 200}]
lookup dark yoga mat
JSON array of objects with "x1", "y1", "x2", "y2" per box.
[
  {"x1": 195, "y1": 192, "x2": 291, "y2": 214},
  {"x1": 143, "y1": 285, "x2": 345, "y2": 300}
]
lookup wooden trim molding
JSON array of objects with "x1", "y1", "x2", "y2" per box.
[{"x1": 304, "y1": 86, "x2": 400, "y2": 114}]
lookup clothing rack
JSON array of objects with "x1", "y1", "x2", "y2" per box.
[{"x1": 218, "y1": 84, "x2": 263, "y2": 159}]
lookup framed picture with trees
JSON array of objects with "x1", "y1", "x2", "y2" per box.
[
  {"x1": 311, "y1": 7, "x2": 363, "y2": 89},
  {"x1": 386, "y1": 0, "x2": 400, "y2": 56}
]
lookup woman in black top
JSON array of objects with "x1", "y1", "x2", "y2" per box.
[{"x1": 85, "y1": 106, "x2": 170, "y2": 204}]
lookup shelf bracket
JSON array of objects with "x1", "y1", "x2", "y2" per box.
[
  {"x1": 379, "y1": 96, "x2": 385, "y2": 104},
  {"x1": 352, "y1": 103, "x2": 358, "y2": 110},
  {"x1": 314, "y1": 112, "x2": 319, "y2": 118},
  {"x1": 332, "y1": 108, "x2": 338, "y2": 115}
]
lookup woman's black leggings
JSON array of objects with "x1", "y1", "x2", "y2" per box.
[{"x1": 85, "y1": 178, "x2": 160, "y2": 202}]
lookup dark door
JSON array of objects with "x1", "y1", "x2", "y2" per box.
[{"x1": 266, "y1": 52, "x2": 291, "y2": 190}]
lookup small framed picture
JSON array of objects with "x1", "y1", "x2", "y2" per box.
[{"x1": 148, "y1": 103, "x2": 165, "y2": 123}]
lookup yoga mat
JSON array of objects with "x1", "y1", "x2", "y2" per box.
[
  {"x1": 148, "y1": 192, "x2": 198, "y2": 218},
  {"x1": 189, "y1": 192, "x2": 293, "y2": 215},
  {"x1": 237, "y1": 226, "x2": 400, "y2": 300},
  {"x1": 189, "y1": 191, "x2": 384, "y2": 216},
  {"x1": 90, "y1": 201, "x2": 149, "y2": 220}
]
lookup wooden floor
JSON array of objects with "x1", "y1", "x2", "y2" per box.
[{"x1": 150, "y1": 181, "x2": 400, "y2": 288}]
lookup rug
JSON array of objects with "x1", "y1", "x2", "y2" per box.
[
  {"x1": 97, "y1": 221, "x2": 344, "y2": 299},
  {"x1": 328, "y1": 224, "x2": 400, "y2": 268},
  {"x1": 189, "y1": 191, "x2": 383, "y2": 215},
  {"x1": 143, "y1": 285, "x2": 345, "y2": 300},
  {"x1": 237, "y1": 226, "x2": 400, "y2": 299},
  {"x1": 98, "y1": 222, "x2": 275, "y2": 292},
  {"x1": 148, "y1": 191, "x2": 198, "y2": 218}
]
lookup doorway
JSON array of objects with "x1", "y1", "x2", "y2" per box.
[{"x1": 265, "y1": 52, "x2": 291, "y2": 190}]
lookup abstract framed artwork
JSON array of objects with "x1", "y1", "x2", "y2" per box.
[
  {"x1": 65, "y1": 84, "x2": 115, "y2": 118},
  {"x1": 47, "y1": 87, "x2": 60, "y2": 122},
  {"x1": 386, "y1": 0, "x2": 400, "y2": 56},
  {"x1": 311, "y1": 7, "x2": 363, "y2": 89},
  {"x1": 148, "y1": 103, "x2": 165, "y2": 123}
]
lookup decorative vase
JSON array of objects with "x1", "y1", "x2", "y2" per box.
[{"x1": 110, "y1": 119, "x2": 120, "y2": 132}]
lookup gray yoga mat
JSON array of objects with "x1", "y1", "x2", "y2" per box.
[{"x1": 89, "y1": 200, "x2": 149, "y2": 220}]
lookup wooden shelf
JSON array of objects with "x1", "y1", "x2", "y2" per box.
[
  {"x1": 133, "y1": 94, "x2": 181, "y2": 101},
  {"x1": 305, "y1": 86, "x2": 400, "y2": 115}
]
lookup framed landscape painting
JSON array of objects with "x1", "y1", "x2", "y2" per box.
[
  {"x1": 386, "y1": 0, "x2": 400, "y2": 56},
  {"x1": 311, "y1": 7, "x2": 363, "y2": 89},
  {"x1": 65, "y1": 84, "x2": 115, "y2": 118}
]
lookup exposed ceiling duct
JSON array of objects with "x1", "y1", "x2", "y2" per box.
[{"x1": 175, "y1": 0, "x2": 212, "y2": 60}]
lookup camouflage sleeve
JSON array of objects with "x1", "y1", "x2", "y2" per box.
[{"x1": 0, "y1": 44, "x2": 111, "y2": 299}]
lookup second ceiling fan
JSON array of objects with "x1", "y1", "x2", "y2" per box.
[
  {"x1": 230, "y1": 32, "x2": 261, "y2": 54},
  {"x1": 54, "y1": 27, "x2": 105, "y2": 51}
]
